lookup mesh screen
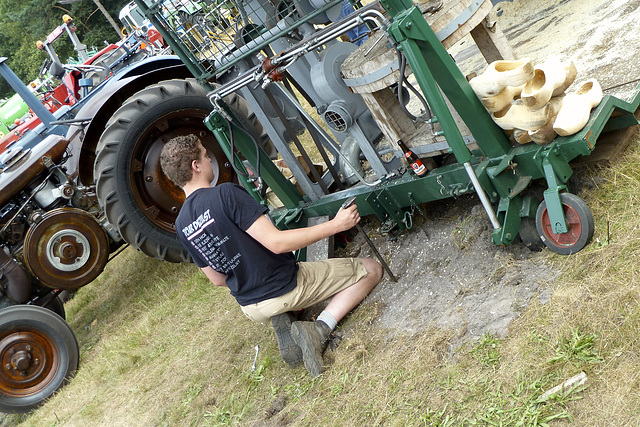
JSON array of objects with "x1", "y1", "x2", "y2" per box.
[{"x1": 147, "y1": 0, "x2": 345, "y2": 78}]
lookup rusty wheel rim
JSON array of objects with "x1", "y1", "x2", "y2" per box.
[
  {"x1": 24, "y1": 208, "x2": 110, "y2": 290},
  {"x1": 0, "y1": 329, "x2": 59, "y2": 398},
  {"x1": 128, "y1": 110, "x2": 233, "y2": 233}
]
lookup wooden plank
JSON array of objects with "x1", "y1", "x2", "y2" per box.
[
  {"x1": 469, "y1": 19, "x2": 517, "y2": 62},
  {"x1": 359, "y1": 89, "x2": 419, "y2": 149},
  {"x1": 571, "y1": 109, "x2": 640, "y2": 167}
]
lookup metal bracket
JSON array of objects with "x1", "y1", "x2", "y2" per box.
[
  {"x1": 542, "y1": 188, "x2": 566, "y2": 234},
  {"x1": 536, "y1": 143, "x2": 572, "y2": 234},
  {"x1": 283, "y1": 206, "x2": 305, "y2": 227},
  {"x1": 363, "y1": 188, "x2": 406, "y2": 229},
  {"x1": 486, "y1": 152, "x2": 532, "y2": 199},
  {"x1": 541, "y1": 159, "x2": 567, "y2": 234},
  {"x1": 492, "y1": 195, "x2": 522, "y2": 246}
]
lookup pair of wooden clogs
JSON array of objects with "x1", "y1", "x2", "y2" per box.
[{"x1": 469, "y1": 56, "x2": 603, "y2": 144}]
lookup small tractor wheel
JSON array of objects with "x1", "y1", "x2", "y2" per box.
[
  {"x1": 0, "y1": 306, "x2": 79, "y2": 414},
  {"x1": 535, "y1": 192, "x2": 594, "y2": 255},
  {"x1": 94, "y1": 78, "x2": 269, "y2": 263}
]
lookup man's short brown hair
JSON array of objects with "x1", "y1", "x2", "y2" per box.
[{"x1": 160, "y1": 134, "x2": 203, "y2": 187}]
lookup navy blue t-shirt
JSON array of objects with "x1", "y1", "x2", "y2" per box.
[{"x1": 175, "y1": 183, "x2": 297, "y2": 306}]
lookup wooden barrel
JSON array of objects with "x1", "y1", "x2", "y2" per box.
[
  {"x1": 342, "y1": 0, "x2": 494, "y2": 94},
  {"x1": 341, "y1": 0, "x2": 500, "y2": 155}
]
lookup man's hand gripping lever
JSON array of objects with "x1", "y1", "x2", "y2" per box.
[
  {"x1": 331, "y1": 196, "x2": 361, "y2": 233},
  {"x1": 339, "y1": 196, "x2": 397, "y2": 282}
]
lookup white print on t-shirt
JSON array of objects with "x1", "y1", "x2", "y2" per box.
[
  {"x1": 182, "y1": 209, "x2": 213, "y2": 238},
  {"x1": 184, "y1": 210, "x2": 241, "y2": 273}
]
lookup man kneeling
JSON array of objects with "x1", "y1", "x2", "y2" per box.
[{"x1": 160, "y1": 134, "x2": 382, "y2": 377}]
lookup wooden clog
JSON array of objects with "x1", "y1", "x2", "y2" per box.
[
  {"x1": 529, "y1": 96, "x2": 564, "y2": 144},
  {"x1": 481, "y1": 84, "x2": 525, "y2": 113},
  {"x1": 552, "y1": 61, "x2": 578, "y2": 97},
  {"x1": 521, "y1": 55, "x2": 566, "y2": 110},
  {"x1": 470, "y1": 58, "x2": 535, "y2": 98},
  {"x1": 491, "y1": 99, "x2": 552, "y2": 131},
  {"x1": 513, "y1": 128, "x2": 532, "y2": 144},
  {"x1": 553, "y1": 79, "x2": 603, "y2": 136}
]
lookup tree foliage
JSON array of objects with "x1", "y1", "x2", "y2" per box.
[{"x1": 0, "y1": 0, "x2": 128, "y2": 98}]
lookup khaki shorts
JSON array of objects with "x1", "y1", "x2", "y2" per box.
[{"x1": 241, "y1": 258, "x2": 368, "y2": 324}]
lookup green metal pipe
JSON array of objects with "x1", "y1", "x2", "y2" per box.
[{"x1": 205, "y1": 110, "x2": 305, "y2": 208}]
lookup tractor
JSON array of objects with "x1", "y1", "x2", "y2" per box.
[{"x1": 0, "y1": 10, "x2": 232, "y2": 413}]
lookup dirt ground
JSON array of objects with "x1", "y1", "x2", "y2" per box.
[
  {"x1": 345, "y1": 197, "x2": 557, "y2": 343},
  {"x1": 339, "y1": 0, "x2": 640, "y2": 344}
]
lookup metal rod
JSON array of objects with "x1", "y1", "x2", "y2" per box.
[
  {"x1": 343, "y1": 197, "x2": 397, "y2": 282},
  {"x1": 207, "y1": 9, "x2": 388, "y2": 102},
  {"x1": 356, "y1": 222, "x2": 397, "y2": 282},
  {"x1": 463, "y1": 161, "x2": 501, "y2": 230},
  {"x1": 276, "y1": 83, "x2": 344, "y2": 188},
  {"x1": 0, "y1": 57, "x2": 57, "y2": 128},
  {"x1": 263, "y1": 88, "x2": 330, "y2": 194}
]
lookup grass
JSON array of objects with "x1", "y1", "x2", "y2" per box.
[{"x1": 4, "y1": 135, "x2": 640, "y2": 425}]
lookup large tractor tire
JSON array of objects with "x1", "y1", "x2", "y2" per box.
[
  {"x1": 0, "y1": 305, "x2": 79, "y2": 414},
  {"x1": 94, "y1": 78, "x2": 268, "y2": 263}
]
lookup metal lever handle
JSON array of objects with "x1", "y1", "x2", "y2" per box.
[{"x1": 341, "y1": 196, "x2": 398, "y2": 282}]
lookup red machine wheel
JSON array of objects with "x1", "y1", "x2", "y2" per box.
[{"x1": 535, "y1": 193, "x2": 594, "y2": 255}]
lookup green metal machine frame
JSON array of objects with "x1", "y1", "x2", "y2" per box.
[{"x1": 138, "y1": 0, "x2": 640, "y2": 252}]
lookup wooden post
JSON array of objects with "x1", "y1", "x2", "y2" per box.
[{"x1": 470, "y1": 18, "x2": 517, "y2": 63}]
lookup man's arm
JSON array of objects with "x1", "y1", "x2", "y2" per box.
[
  {"x1": 201, "y1": 266, "x2": 228, "y2": 287},
  {"x1": 245, "y1": 204, "x2": 360, "y2": 254}
]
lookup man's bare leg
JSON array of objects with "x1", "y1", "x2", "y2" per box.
[
  {"x1": 291, "y1": 258, "x2": 383, "y2": 376},
  {"x1": 324, "y1": 258, "x2": 383, "y2": 322}
]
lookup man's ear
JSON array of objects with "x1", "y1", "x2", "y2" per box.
[{"x1": 191, "y1": 159, "x2": 199, "y2": 173}]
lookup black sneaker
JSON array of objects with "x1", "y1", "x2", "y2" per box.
[
  {"x1": 290, "y1": 321, "x2": 331, "y2": 377},
  {"x1": 271, "y1": 312, "x2": 303, "y2": 367}
]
